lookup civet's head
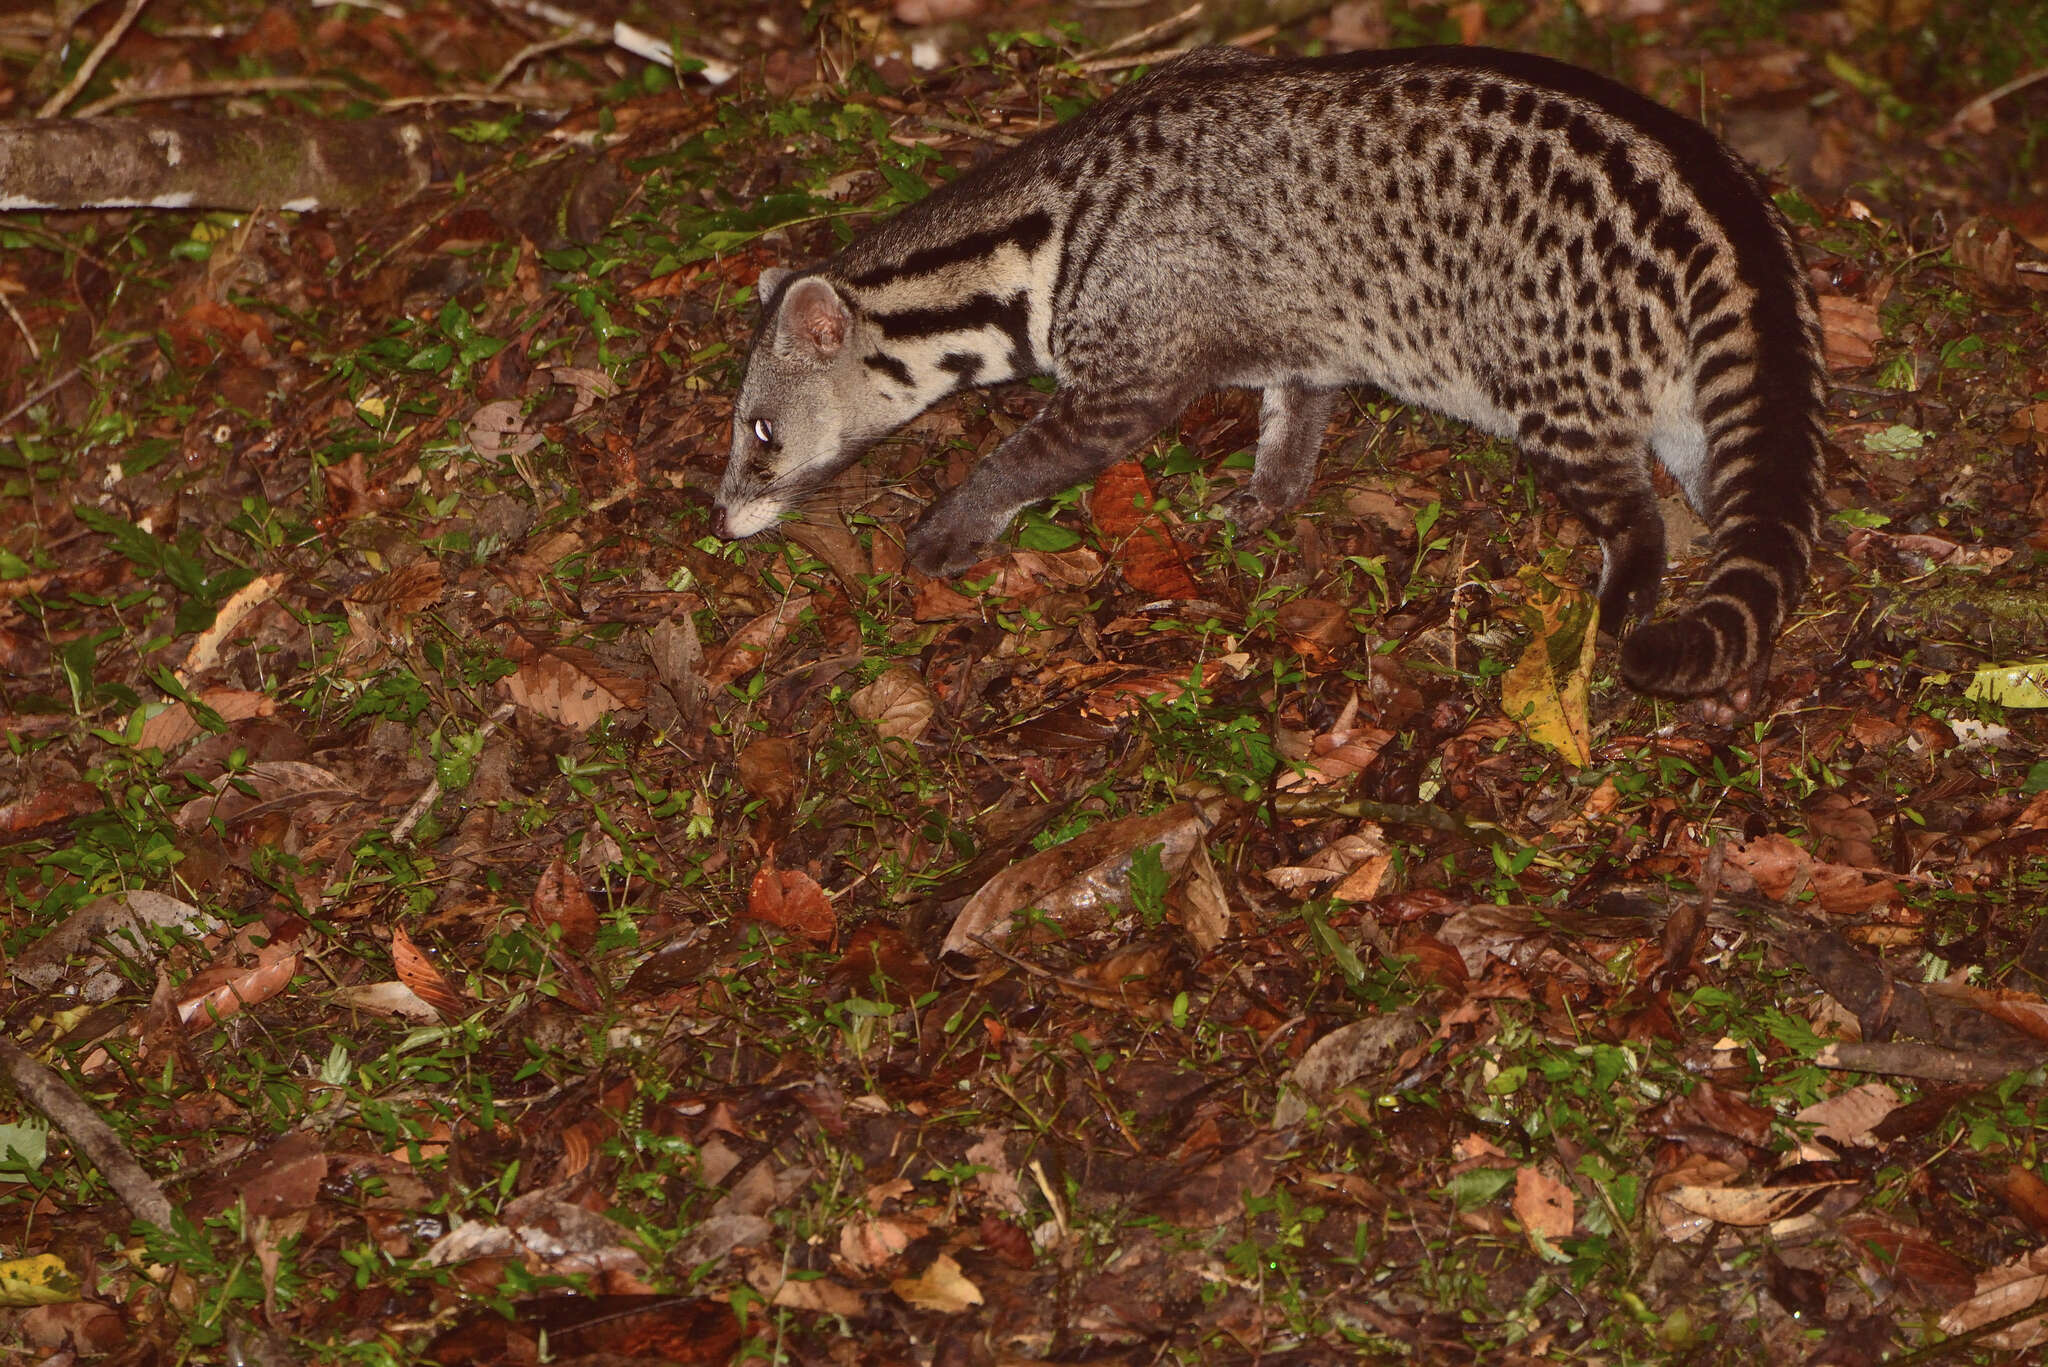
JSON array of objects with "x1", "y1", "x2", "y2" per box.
[{"x1": 712, "y1": 270, "x2": 922, "y2": 540}]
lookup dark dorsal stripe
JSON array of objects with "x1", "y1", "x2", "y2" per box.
[{"x1": 843, "y1": 211, "x2": 1055, "y2": 290}]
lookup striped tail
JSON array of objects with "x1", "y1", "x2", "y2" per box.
[{"x1": 1620, "y1": 283, "x2": 1826, "y2": 698}]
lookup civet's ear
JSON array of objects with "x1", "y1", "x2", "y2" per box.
[
  {"x1": 755, "y1": 267, "x2": 794, "y2": 311},
  {"x1": 773, "y1": 277, "x2": 851, "y2": 362}
]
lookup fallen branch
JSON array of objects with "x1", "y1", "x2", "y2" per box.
[
  {"x1": 0, "y1": 1037, "x2": 176, "y2": 1230},
  {"x1": 0, "y1": 115, "x2": 453, "y2": 211}
]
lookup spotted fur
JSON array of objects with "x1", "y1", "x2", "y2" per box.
[{"x1": 713, "y1": 46, "x2": 1826, "y2": 697}]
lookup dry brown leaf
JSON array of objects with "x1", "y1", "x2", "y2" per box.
[
  {"x1": 1794, "y1": 1082, "x2": 1899, "y2": 1152},
  {"x1": 138, "y1": 687, "x2": 277, "y2": 753},
  {"x1": 1940, "y1": 1249, "x2": 2048, "y2": 1349},
  {"x1": 331, "y1": 981, "x2": 441, "y2": 1022},
  {"x1": 849, "y1": 665, "x2": 936, "y2": 749},
  {"x1": 1272, "y1": 597, "x2": 1357, "y2": 663},
  {"x1": 532, "y1": 857, "x2": 599, "y2": 953},
  {"x1": 783, "y1": 517, "x2": 872, "y2": 590},
  {"x1": 1177, "y1": 837, "x2": 1232, "y2": 951},
  {"x1": 1804, "y1": 793, "x2": 1881, "y2": 868},
  {"x1": 548, "y1": 365, "x2": 618, "y2": 414},
  {"x1": 500, "y1": 640, "x2": 647, "y2": 728},
  {"x1": 1264, "y1": 826, "x2": 1388, "y2": 891},
  {"x1": 347, "y1": 560, "x2": 445, "y2": 620},
  {"x1": 10, "y1": 890, "x2": 223, "y2": 1000},
  {"x1": 1513, "y1": 1165, "x2": 1575, "y2": 1242},
  {"x1": 181, "y1": 572, "x2": 286, "y2": 676},
  {"x1": 1661, "y1": 1179, "x2": 1842, "y2": 1228},
  {"x1": 894, "y1": 0, "x2": 983, "y2": 24},
  {"x1": 1818, "y1": 292, "x2": 1881, "y2": 370},
  {"x1": 1090, "y1": 460, "x2": 1200, "y2": 600},
  {"x1": 1994, "y1": 1167, "x2": 2048, "y2": 1234},
  {"x1": 19, "y1": 1302, "x2": 124, "y2": 1353},
  {"x1": 1953, "y1": 217, "x2": 2019, "y2": 289},
  {"x1": 185, "y1": 1131, "x2": 326, "y2": 1220},
  {"x1": 1279, "y1": 723, "x2": 1396, "y2": 790},
  {"x1": 910, "y1": 577, "x2": 979, "y2": 620},
  {"x1": 942, "y1": 803, "x2": 1213, "y2": 958},
  {"x1": 1845, "y1": 1214, "x2": 1986, "y2": 1309},
  {"x1": 1275, "y1": 1012, "x2": 1431, "y2": 1128},
  {"x1": 1923, "y1": 981, "x2": 2048, "y2": 1044},
  {"x1": 704, "y1": 594, "x2": 815, "y2": 687},
  {"x1": 746, "y1": 1257, "x2": 865, "y2": 1315},
  {"x1": 840, "y1": 1215, "x2": 923, "y2": 1273},
  {"x1": 1722, "y1": 833, "x2": 1904, "y2": 916},
  {"x1": 172, "y1": 759, "x2": 359, "y2": 834},
  {"x1": 466, "y1": 399, "x2": 541, "y2": 459}
]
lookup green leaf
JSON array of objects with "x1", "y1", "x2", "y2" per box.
[
  {"x1": 1861, "y1": 424, "x2": 1925, "y2": 455},
  {"x1": 1016, "y1": 519, "x2": 1080, "y2": 551},
  {"x1": 878, "y1": 161, "x2": 930, "y2": 204},
  {"x1": 406, "y1": 341, "x2": 454, "y2": 372}
]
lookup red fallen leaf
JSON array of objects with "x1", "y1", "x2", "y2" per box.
[
  {"x1": 1089, "y1": 460, "x2": 1200, "y2": 599},
  {"x1": 748, "y1": 867, "x2": 836, "y2": 943},
  {"x1": 978, "y1": 1214, "x2": 1035, "y2": 1269},
  {"x1": 177, "y1": 917, "x2": 307, "y2": 1028},
  {"x1": 829, "y1": 924, "x2": 936, "y2": 1004},
  {"x1": 391, "y1": 926, "x2": 472, "y2": 1020},
  {"x1": 543, "y1": 942, "x2": 608, "y2": 1014},
  {"x1": 1397, "y1": 926, "x2": 1469, "y2": 991},
  {"x1": 165, "y1": 295, "x2": 274, "y2": 368},
  {"x1": 533, "y1": 857, "x2": 599, "y2": 953},
  {"x1": 1841, "y1": 1215, "x2": 1978, "y2": 1308},
  {"x1": 0, "y1": 780, "x2": 103, "y2": 834},
  {"x1": 1994, "y1": 1167, "x2": 2048, "y2": 1234}
]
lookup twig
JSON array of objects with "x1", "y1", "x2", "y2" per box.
[
  {"x1": 485, "y1": 0, "x2": 735, "y2": 84},
  {"x1": 0, "y1": 1038, "x2": 175, "y2": 1229},
  {"x1": 1080, "y1": 1, "x2": 1203, "y2": 61},
  {"x1": 1948, "y1": 65, "x2": 2048, "y2": 135},
  {"x1": 0, "y1": 287, "x2": 39, "y2": 362},
  {"x1": 916, "y1": 114, "x2": 1029, "y2": 148},
  {"x1": 1077, "y1": 24, "x2": 1277, "y2": 75},
  {"x1": 72, "y1": 75, "x2": 360, "y2": 119},
  {"x1": 390, "y1": 702, "x2": 517, "y2": 843},
  {"x1": 377, "y1": 90, "x2": 563, "y2": 112},
  {"x1": 0, "y1": 335, "x2": 151, "y2": 431},
  {"x1": 25, "y1": 0, "x2": 92, "y2": 99},
  {"x1": 490, "y1": 32, "x2": 591, "y2": 91},
  {"x1": 35, "y1": 0, "x2": 150, "y2": 119}
]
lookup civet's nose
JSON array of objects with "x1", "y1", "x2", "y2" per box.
[{"x1": 709, "y1": 506, "x2": 730, "y2": 539}]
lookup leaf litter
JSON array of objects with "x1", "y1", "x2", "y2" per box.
[{"x1": 0, "y1": 1, "x2": 2045, "y2": 1363}]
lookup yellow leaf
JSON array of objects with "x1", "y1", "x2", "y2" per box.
[
  {"x1": 891, "y1": 1252, "x2": 983, "y2": 1313},
  {"x1": 1964, "y1": 663, "x2": 2048, "y2": 709},
  {"x1": 1501, "y1": 575, "x2": 1597, "y2": 767},
  {"x1": 0, "y1": 1254, "x2": 79, "y2": 1306}
]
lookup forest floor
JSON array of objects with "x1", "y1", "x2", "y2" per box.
[{"x1": 3, "y1": 1, "x2": 2048, "y2": 1363}]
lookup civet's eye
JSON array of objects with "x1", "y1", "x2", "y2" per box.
[{"x1": 752, "y1": 418, "x2": 775, "y2": 446}]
